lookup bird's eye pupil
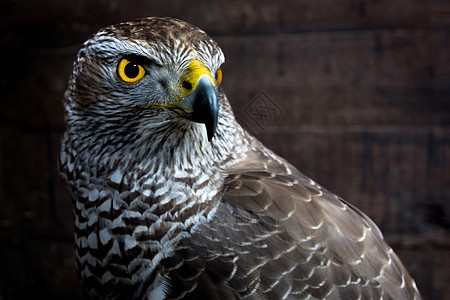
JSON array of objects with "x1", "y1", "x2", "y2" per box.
[
  {"x1": 124, "y1": 63, "x2": 140, "y2": 79},
  {"x1": 182, "y1": 81, "x2": 192, "y2": 91}
]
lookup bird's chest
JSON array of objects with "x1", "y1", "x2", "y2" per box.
[{"x1": 71, "y1": 170, "x2": 221, "y2": 298}]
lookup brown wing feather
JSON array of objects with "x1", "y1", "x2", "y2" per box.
[{"x1": 164, "y1": 147, "x2": 421, "y2": 299}]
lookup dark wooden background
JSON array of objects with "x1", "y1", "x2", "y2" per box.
[{"x1": 1, "y1": 0, "x2": 449, "y2": 299}]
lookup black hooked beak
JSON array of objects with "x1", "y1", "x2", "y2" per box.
[{"x1": 176, "y1": 76, "x2": 218, "y2": 142}]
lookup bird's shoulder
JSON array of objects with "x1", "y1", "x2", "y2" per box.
[{"x1": 161, "y1": 145, "x2": 420, "y2": 299}]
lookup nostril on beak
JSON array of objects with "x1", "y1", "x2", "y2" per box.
[{"x1": 182, "y1": 81, "x2": 192, "y2": 91}]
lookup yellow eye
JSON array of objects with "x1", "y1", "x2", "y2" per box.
[
  {"x1": 216, "y1": 68, "x2": 222, "y2": 86},
  {"x1": 117, "y1": 58, "x2": 146, "y2": 83}
]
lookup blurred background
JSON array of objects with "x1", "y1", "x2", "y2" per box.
[{"x1": 0, "y1": 0, "x2": 449, "y2": 299}]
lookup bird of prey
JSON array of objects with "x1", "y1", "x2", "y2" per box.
[{"x1": 60, "y1": 17, "x2": 421, "y2": 299}]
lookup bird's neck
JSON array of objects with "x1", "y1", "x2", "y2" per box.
[{"x1": 61, "y1": 100, "x2": 251, "y2": 297}]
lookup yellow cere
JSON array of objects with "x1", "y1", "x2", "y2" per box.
[
  {"x1": 181, "y1": 60, "x2": 216, "y2": 98},
  {"x1": 117, "y1": 58, "x2": 146, "y2": 83},
  {"x1": 146, "y1": 60, "x2": 220, "y2": 110}
]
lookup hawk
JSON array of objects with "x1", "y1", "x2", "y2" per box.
[{"x1": 60, "y1": 17, "x2": 421, "y2": 299}]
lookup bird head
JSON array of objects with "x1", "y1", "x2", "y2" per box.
[{"x1": 65, "y1": 17, "x2": 225, "y2": 149}]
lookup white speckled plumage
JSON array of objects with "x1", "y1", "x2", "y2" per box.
[{"x1": 61, "y1": 17, "x2": 421, "y2": 299}]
